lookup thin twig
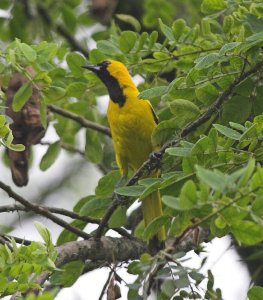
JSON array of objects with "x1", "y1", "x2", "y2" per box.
[
  {"x1": 1, "y1": 234, "x2": 32, "y2": 246},
  {"x1": 95, "y1": 60, "x2": 263, "y2": 238},
  {"x1": 0, "y1": 204, "x2": 135, "y2": 238},
  {"x1": 0, "y1": 181, "x2": 91, "y2": 240},
  {"x1": 98, "y1": 268, "x2": 114, "y2": 300},
  {"x1": 48, "y1": 104, "x2": 111, "y2": 137},
  {"x1": 0, "y1": 204, "x2": 100, "y2": 224}
]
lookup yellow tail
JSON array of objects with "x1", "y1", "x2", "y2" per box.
[{"x1": 141, "y1": 189, "x2": 166, "y2": 241}]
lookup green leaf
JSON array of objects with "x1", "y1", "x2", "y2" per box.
[
  {"x1": 66, "y1": 82, "x2": 87, "y2": 98},
  {"x1": 109, "y1": 206, "x2": 127, "y2": 228},
  {"x1": 166, "y1": 146, "x2": 192, "y2": 157},
  {"x1": 246, "y1": 13, "x2": 263, "y2": 33},
  {"x1": 115, "y1": 14, "x2": 141, "y2": 32},
  {"x1": 213, "y1": 124, "x2": 242, "y2": 140},
  {"x1": 201, "y1": 0, "x2": 226, "y2": 13},
  {"x1": 66, "y1": 52, "x2": 86, "y2": 76},
  {"x1": 85, "y1": 129, "x2": 103, "y2": 164},
  {"x1": 231, "y1": 221, "x2": 263, "y2": 245},
  {"x1": 238, "y1": 159, "x2": 255, "y2": 187},
  {"x1": 151, "y1": 118, "x2": 178, "y2": 146},
  {"x1": 143, "y1": 215, "x2": 170, "y2": 240},
  {"x1": 196, "y1": 165, "x2": 226, "y2": 192},
  {"x1": 127, "y1": 262, "x2": 142, "y2": 275},
  {"x1": 12, "y1": 82, "x2": 32, "y2": 112},
  {"x1": 219, "y1": 42, "x2": 241, "y2": 56},
  {"x1": 7, "y1": 143, "x2": 25, "y2": 151},
  {"x1": 40, "y1": 141, "x2": 61, "y2": 171},
  {"x1": 89, "y1": 49, "x2": 108, "y2": 64},
  {"x1": 0, "y1": 0, "x2": 10, "y2": 9},
  {"x1": 162, "y1": 196, "x2": 181, "y2": 210},
  {"x1": 50, "y1": 261, "x2": 84, "y2": 287},
  {"x1": 148, "y1": 31, "x2": 158, "y2": 50},
  {"x1": 62, "y1": 5, "x2": 77, "y2": 32},
  {"x1": 251, "y1": 168, "x2": 263, "y2": 190},
  {"x1": 252, "y1": 195, "x2": 263, "y2": 218},
  {"x1": 115, "y1": 185, "x2": 145, "y2": 197},
  {"x1": 215, "y1": 216, "x2": 227, "y2": 229},
  {"x1": 97, "y1": 40, "x2": 122, "y2": 56},
  {"x1": 159, "y1": 19, "x2": 175, "y2": 41},
  {"x1": 222, "y1": 95, "x2": 252, "y2": 124},
  {"x1": 195, "y1": 53, "x2": 219, "y2": 70},
  {"x1": 142, "y1": 58, "x2": 163, "y2": 72},
  {"x1": 161, "y1": 280, "x2": 177, "y2": 297},
  {"x1": 42, "y1": 86, "x2": 66, "y2": 102},
  {"x1": 56, "y1": 220, "x2": 86, "y2": 245},
  {"x1": 195, "y1": 82, "x2": 219, "y2": 105},
  {"x1": 119, "y1": 31, "x2": 137, "y2": 53},
  {"x1": 139, "y1": 86, "x2": 168, "y2": 99},
  {"x1": 169, "y1": 99, "x2": 200, "y2": 123},
  {"x1": 253, "y1": 86, "x2": 263, "y2": 115},
  {"x1": 79, "y1": 197, "x2": 111, "y2": 218},
  {"x1": 191, "y1": 136, "x2": 209, "y2": 155},
  {"x1": 248, "y1": 286, "x2": 263, "y2": 300},
  {"x1": 179, "y1": 180, "x2": 197, "y2": 209},
  {"x1": 223, "y1": 15, "x2": 234, "y2": 33},
  {"x1": 96, "y1": 170, "x2": 121, "y2": 197},
  {"x1": 172, "y1": 19, "x2": 186, "y2": 40},
  {"x1": 19, "y1": 43, "x2": 37, "y2": 62},
  {"x1": 229, "y1": 122, "x2": 246, "y2": 132},
  {"x1": 137, "y1": 32, "x2": 148, "y2": 51},
  {"x1": 0, "y1": 115, "x2": 6, "y2": 127},
  {"x1": 139, "y1": 179, "x2": 161, "y2": 200},
  {"x1": 34, "y1": 222, "x2": 52, "y2": 245},
  {"x1": 235, "y1": 78, "x2": 254, "y2": 97}
]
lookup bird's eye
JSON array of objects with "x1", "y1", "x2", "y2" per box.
[{"x1": 98, "y1": 61, "x2": 110, "y2": 69}]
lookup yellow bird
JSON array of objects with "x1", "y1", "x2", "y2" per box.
[{"x1": 83, "y1": 60, "x2": 166, "y2": 245}]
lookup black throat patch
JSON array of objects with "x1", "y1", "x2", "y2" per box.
[{"x1": 96, "y1": 61, "x2": 126, "y2": 107}]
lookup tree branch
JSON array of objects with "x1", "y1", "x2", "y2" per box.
[
  {"x1": 48, "y1": 104, "x2": 111, "y2": 137},
  {"x1": 98, "y1": 268, "x2": 114, "y2": 300},
  {"x1": 0, "y1": 182, "x2": 91, "y2": 240},
  {"x1": 0, "y1": 204, "x2": 134, "y2": 238},
  {"x1": 0, "y1": 234, "x2": 32, "y2": 246},
  {"x1": 10, "y1": 237, "x2": 147, "y2": 299},
  {"x1": 95, "y1": 60, "x2": 263, "y2": 238},
  {"x1": 0, "y1": 204, "x2": 100, "y2": 224}
]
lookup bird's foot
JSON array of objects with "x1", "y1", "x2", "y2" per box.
[
  {"x1": 148, "y1": 151, "x2": 162, "y2": 172},
  {"x1": 115, "y1": 175, "x2": 127, "y2": 188}
]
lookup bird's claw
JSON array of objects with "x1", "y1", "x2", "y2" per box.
[{"x1": 148, "y1": 151, "x2": 162, "y2": 173}]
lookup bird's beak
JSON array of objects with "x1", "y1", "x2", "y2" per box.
[{"x1": 82, "y1": 64, "x2": 101, "y2": 74}]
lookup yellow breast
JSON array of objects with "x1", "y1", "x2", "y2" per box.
[{"x1": 107, "y1": 96, "x2": 156, "y2": 174}]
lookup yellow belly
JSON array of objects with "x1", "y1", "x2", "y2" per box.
[{"x1": 107, "y1": 97, "x2": 156, "y2": 175}]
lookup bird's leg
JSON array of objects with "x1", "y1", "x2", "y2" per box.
[
  {"x1": 148, "y1": 151, "x2": 162, "y2": 173},
  {"x1": 115, "y1": 175, "x2": 127, "y2": 188}
]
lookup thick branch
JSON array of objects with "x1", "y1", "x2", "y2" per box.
[
  {"x1": 48, "y1": 104, "x2": 111, "y2": 137},
  {"x1": 95, "y1": 60, "x2": 263, "y2": 237},
  {"x1": 27, "y1": 237, "x2": 147, "y2": 295},
  {"x1": 0, "y1": 182, "x2": 90, "y2": 240}
]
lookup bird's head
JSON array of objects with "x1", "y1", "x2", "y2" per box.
[{"x1": 82, "y1": 60, "x2": 137, "y2": 106}]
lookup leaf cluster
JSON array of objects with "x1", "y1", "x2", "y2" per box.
[{"x1": 0, "y1": 223, "x2": 57, "y2": 297}]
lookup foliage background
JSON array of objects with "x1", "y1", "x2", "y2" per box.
[{"x1": 1, "y1": 0, "x2": 263, "y2": 299}]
